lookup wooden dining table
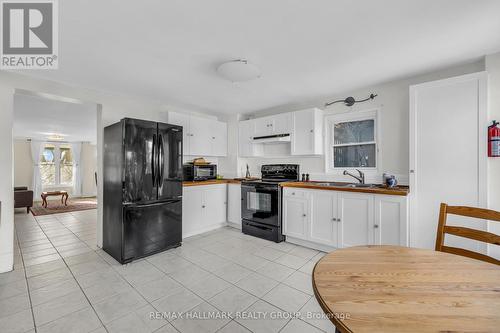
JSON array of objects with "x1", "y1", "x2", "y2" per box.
[{"x1": 312, "y1": 245, "x2": 500, "y2": 333}]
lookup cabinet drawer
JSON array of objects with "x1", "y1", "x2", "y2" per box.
[{"x1": 283, "y1": 188, "x2": 308, "y2": 198}]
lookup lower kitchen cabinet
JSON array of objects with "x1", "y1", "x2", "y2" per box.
[
  {"x1": 282, "y1": 187, "x2": 408, "y2": 250},
  {"x1": 227, "y1": 183, "x2": 241, "y2": 228},
  {"x1": 182, "y1": 184, "x2": 227, "y2": 238}
]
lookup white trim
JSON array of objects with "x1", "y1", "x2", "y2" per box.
[
  {"x1": 324, "y1": 108, "x2": 381, "y2": 175},
  {"x1": 285, "y1": 236, "x2": 337, "y2": 252}
]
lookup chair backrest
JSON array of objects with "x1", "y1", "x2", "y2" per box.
[{"x1": 435, "y1": 203, "x2": 500, "y2": 265}]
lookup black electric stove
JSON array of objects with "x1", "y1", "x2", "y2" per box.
[{"x1": 241, "y1": 164, "x2": 299, "y2": 242}]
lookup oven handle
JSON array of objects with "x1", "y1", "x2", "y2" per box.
[{"x1": 241, "y1": 184, "x2": 278, "y2": 191}]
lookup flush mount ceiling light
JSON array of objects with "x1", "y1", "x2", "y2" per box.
[
  {"x1": 46, "y1": 134, "x2": 65, "y2": 141},
  {"x1": 216, "y1": 59, "x2": 261, "y2": 82}
]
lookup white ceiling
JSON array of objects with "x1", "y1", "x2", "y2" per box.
[
  {"x1": 22, "y1": 0, "x2": 500, "y2": 114},
  {"x1": 13, "y1": 93, "x2": 97, "y2": 142}
]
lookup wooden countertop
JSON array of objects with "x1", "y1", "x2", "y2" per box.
[
  {"x1": 313, "y1": 246, "x2": 500, "y2": 333},
  {"x1": 280, "y1": 181, "x2": 409, "y2": 196},
  {"x1": 182, "y1": 179, "x2": 244, "y2": 186}
]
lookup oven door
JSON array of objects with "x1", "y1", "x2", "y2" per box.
[{"x1": 241, "y1": 183, "x2": 279, "y2": 226}]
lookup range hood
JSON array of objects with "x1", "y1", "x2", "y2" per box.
[{"x1": 252, "y1": 133, "x2": 291, "y2": 144}]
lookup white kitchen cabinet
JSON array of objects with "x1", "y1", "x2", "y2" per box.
[
  {"x1": 282, "y1": 187, "x2": 408, "y2": 251},
  {"x1": 188, "y1": 116, "x2": 212, "y2": 156},
  {"x1": 310, "y1": 190, "x2": 339, "y2": 247},
  {"x1": 210, "y1": 120, "x2": 227, "y2": 157},
  {"x1": 282, "y1": 190, "x2": 310, "y2": 240},
  {"x1": 182, "y1": 184, "x2": 227, "y2": 238},
  {"x1": 166, "y1": 111, "x2": 227, "y2": 157},
  {"x1": 272, "y1": 113, "x2": 292, "y2": 135},
  {"x1": 227, "y1": 183, "x2": 242, "y2": 228},
  {"x1": 374, "y1": 195, "x2": 408, "y2": 246},
  {"x1": 338, "y1": 192, "x2": 374, "y2": 248},
  {"x1": 254, "y1": 116, "x2": 274, "y2": 137},
  {"x1": 238, "y1": 120, "x2": 263, "y2": 157},
  {"x1": 291, "y1": 108, "x2": 323, "y2": 155},
  {"x1": 166, "y1": 112, "x2": 190, "y2": 155}
]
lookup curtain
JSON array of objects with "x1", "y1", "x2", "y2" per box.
[
  {"x1": 71, "y1": 142, "x2": 82, "y2": 196},
  {"x1": 30, "y1": 141, "x2": 44, "y2": 199}
]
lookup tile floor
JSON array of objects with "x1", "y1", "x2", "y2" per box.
[{"x1": 1, "y1": 209, "x2": 337, "y2": 333}]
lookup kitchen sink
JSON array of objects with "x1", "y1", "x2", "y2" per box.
[{"x1": 313, "y1": 182, "x2": 379, "y2": 188}]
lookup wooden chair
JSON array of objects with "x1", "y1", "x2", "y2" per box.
[{"x1": 435, "y1": 203, "x2": 500, "y2": 265}]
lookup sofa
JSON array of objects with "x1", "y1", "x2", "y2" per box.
[{"x1": 14, "y1": 187, "x2": 33, "y2": 213}]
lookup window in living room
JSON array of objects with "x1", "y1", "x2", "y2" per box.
[{"x1": 40, "y1": 144, "x2": 73, "y2": 186}]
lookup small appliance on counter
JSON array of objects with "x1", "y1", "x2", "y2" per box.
[
  {"x1": 183, "y1": 159, "x2": 217, "y2": 181},
  {"x1": 241, "y1": 164, "x2": 300, "y2": 242}
]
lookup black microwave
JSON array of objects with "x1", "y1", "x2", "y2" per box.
[{"x1": 183, "y1": 164, "x2": 217, "y2": 181}]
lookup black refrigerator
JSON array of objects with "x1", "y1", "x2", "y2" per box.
[{"x1": 103, "y1": 118, "x2": 183, "y2": 264}]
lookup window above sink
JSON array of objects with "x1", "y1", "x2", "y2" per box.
[{"x1": 325, "y1": 108, "x2": 380, "y2": 175}]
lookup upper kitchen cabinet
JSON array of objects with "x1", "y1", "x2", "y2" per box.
[
  {"x1": 166, "y1": 111, "x2": 227, "y2": 157},
  {"x1": 254, "y1": 113, "x2": 292, "y2": 137},
  {"x1": 239, "y1": 119, "x2": 263, "y2": 157},
  {"x1": 291, "y1": 108, "x2": 323, "y2": 155}
]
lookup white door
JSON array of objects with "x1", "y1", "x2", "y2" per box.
[
  {"x1": 409, "y1": 72, "x2": 487, "y2": 250},
  {"x1": 292, "y1": 109, "x2": 314, "y2": 155},
  {"x1": 338, "y1": 192, "x2": 374, "y2": 247},
  {"x1": 310, "y1": 190, "x2": 338, "y2": 247},
  {"x1": 374, "y1": 195, "x2": 408, "y2": 246},
  {"x1": 210, "y1": 120, "x2": 227, "y2": 157},
  {"x1": 227, "y1": 184, "x2": 241, "y2": 226},
  {"x1": 168, "y1": 112, "x2": 190, "y2": 155},
  {"x1": 283, "y1": 195, "x2": 309, "y2": 240},
  {"x1": 189, "y1": 116, "x2": 212, "y2": 156},
  {"x1": 182, "y1": 187, "x2": 203, "y2": 237},
  {"x1": 203, "y1": 185, "x2": 227, "y2": 226}
]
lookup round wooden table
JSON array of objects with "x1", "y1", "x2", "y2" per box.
[{"x1": 312, "y1": 245, "x2": 500, "y2": 333}]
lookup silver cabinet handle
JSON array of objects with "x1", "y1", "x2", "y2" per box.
[
  {"x1": 374, "y1": 224, "x2": 379, "y2": 228},
  {"x1": 310, "y1": 129, "x2": 314, "y2": 133},
  {"x1": 331, "y1": 218, "x2": 337, "y2": 222},
  {"x1": 291, "y1": 192, "x2": 295, "y2": 195},
  {"x1": 202, "y1": 205, "x2": 206, "y2": 208},
  {"x1": 337, "y1": 218, "x2": 341, "y2": 222},
  {"x1": 302, "y1": 214, "x2": 306, "y2": 217}
]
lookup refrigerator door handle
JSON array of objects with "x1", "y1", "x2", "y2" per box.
[
  {"x1": 159, "y1": 134, "x2": 165, "y2": 186},
  {"x1": 125, "y1": 199, "x2": 181, "y2": 209},
  {"x1": 152, "y1": 134, "x2": 156, "y2": 186}
]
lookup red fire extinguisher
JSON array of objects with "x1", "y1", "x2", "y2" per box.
[{"x1": 488, "y1": 120, "x2": 500, "y2": 157}]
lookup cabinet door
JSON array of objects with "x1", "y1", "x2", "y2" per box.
[
  {"x1": 189, "y1": 116, "x2": 212, "y2": 156},
  {"x1": 239, "y1": 120, "x2": 260, "y2": 157},
  {"x1": 203, "y1": 185, "x2": 227, "y2": 226},
  {"x1": 374, "y1": 195, "x2": 408, "y2": 246},
  {"x1": 292, "y1": 109, "x2": 314, "y2": 155},
  {"x1": 227, "y1": 184, "x2": 242, "y2": 226},
  {"x1": 310, "y1": 190, "x2": 338, "y2": 247},
  {"x1": 338, "y1": 192, "x2": 374, "y2": 247},
  {"x1": 272, "y1": 113, "x2": 292, "y2": 135},
  {"x1": 283, "y1": 195, "x2": 309, "y2": 240},
  {"x1": 254, "y1": 117, "x2": 272, "y2": 137},
  {"x1": 167, "y1": 112, "x2": 190, "y2": 156},
  {"x1": 182, "y1": 187, "x2": 203, "y2": 238},
  {"x1": 210, "y1": 120, "x2": 227, "y2": 157}
]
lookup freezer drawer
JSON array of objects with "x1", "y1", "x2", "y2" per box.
[{"x1": 122, "y1": 199, "x2": 182, "y2": 263}]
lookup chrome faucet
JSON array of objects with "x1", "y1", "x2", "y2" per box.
[{"x1": 343, "y1": 169, "x2": 365, "y2": 184}]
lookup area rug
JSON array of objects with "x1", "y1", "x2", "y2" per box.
[{"x1": 30, "y1": 197, "x2": 97, "y2": 216}]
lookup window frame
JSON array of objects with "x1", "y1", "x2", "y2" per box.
[
  {"x1": 40, "y1": 143, "x2": 73, "y2": 187},
  {"x1": 325, "y1": 108, "x2": 381, "y2": 175}
]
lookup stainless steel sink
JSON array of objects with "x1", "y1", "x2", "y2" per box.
[{"x1": 313, "y1": 182, "x2": 378, "y2": 188}]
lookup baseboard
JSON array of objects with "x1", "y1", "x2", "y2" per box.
[
  {"x1": 285, "y1": 236, "x2": 337, "y2": 253},
  {"x1": 227, "y1": 221, "x2": 242, "y2": 230},
  {"x1": 182, "y1": 222, "x2": 227, "y2": 238},
  {"x1": 0, "y1": 252, "x2": 13, "y2": 273}
]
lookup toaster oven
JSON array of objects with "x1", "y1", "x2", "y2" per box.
[{"x1": 183, "y1": 164, "x2": 217, "y2": 181}]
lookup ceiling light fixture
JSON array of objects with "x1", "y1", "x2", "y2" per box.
[
  {"x1": 216, "y1": 59, "x2": 261, "y2": 82},
  {"x1": 46, "y1": 134, "x2": 65, "y2": 141},
  {"x1": 325, "y1": 93, "x2": 378, "y2": 107}
]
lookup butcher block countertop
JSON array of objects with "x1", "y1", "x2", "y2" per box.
[
  {"x1": 280, "y1": 181, "x2": 409, "y2": 196},
  {"x1": 182, "y1": 179, "x2": 246, "y2": 186}
]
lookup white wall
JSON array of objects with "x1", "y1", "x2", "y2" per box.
[
  {"x1": 237, "y1": 60, "x2": 485, "y2": 184},
  {"x1": 13, "y1": 140, "x2": 32, "y2": 189},
  {"x1": 81, "y1": 143, "x2": 97, "y2": 196},
  {"x1": 485, "y1": 52, "x2": 500, "y2": 258}
]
